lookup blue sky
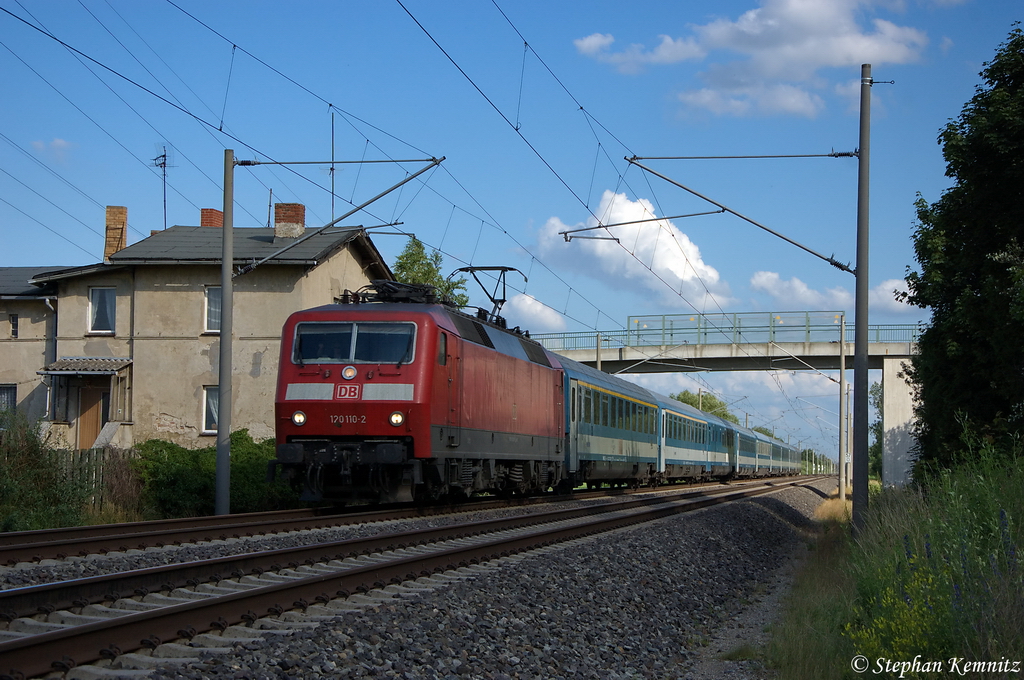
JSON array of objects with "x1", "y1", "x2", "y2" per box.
[{"x1": 1, "y1": 0, "x2": 1019, "y2": 456}]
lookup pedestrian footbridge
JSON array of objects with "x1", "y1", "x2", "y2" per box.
[{"x1": 532, "y1": 311, "x2": 919, "y2": 485}]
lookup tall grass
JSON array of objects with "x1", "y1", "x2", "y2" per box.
[
  {"x1": 765, "y1": 497, "x2": 857, "y2": 678},
  {"x1": 847, "y1": 437, "x2": 1024, "y2": 665},
  {"x1": 768, "y1": 434, "x2": 1024, "y2": 678},
  {"x1": 0, "y1": 411, "x2": 91, "y2": 531}
]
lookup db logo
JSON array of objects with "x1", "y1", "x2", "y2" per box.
[{"x1": 336, "y1": 384, "x2": 361, "y2": 399}]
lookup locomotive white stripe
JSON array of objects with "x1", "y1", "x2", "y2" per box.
[
  {"x1": 285, "y1": 383, "x2": 334, "y2": 400},
  {"x1": 362, "y1": 383, "x2": 414, "y2": 401}
]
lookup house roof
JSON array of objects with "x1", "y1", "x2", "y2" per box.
[
  {"x1": 0, "y1": 266, "x2": 67, "y2": 298},
  {"x1": 109, "y1": 225, "x2": 363, "y2": 265},
  {"x1": 28, "y1": 226, "x2": 393, "y2": 283}
]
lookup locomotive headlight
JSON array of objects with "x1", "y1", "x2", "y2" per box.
[
  {"x1": 291, "y1": 411, "x2": 307, "y2": 426},
  {"x1": 342, "y1": 365, "x2": 357, "y2": 380},
  {"x1": 389, "y1": 411, "x2": 405, "y2": 427}
]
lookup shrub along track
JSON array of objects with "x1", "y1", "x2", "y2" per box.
[{"x1": 0, "y1": 477, "x2": 826, "y2": 679}]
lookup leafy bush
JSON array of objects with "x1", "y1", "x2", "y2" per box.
[
  {"x1": 844, "y1": 431, "x2": 1024, "y2": 665},
  {"x1": 0, "y1": 411, "x2": 90, "y2": 531},
  {"x1": 134, "y1": 430, "x2": 302, "y2": 518}
]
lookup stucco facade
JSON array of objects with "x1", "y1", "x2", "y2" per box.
[
  {"x1": 1, "y1": 204, "x2": 392, "y2": 449},
  {"x1": 0, "y1": 272, "x2": 58, "y2": 424}
]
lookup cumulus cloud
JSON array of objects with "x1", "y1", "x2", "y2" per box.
[
  {"x1": 574, "y1": 32, "x2": 703, "y2": 73},
  {"x1": 538, "y1": 190, "x2": 732, "y2": 310},
  {"x1": 869, "y1": 278, "x2": 915, "y2": 313},
  {"x1": 751, "y1": 271, "x2": 921, "y2": 315},
  {"x1": 32, "y1": 138, "x2": 73, "y2": 163},
  {"x1": 502, "y1": 293, "x2": 568, "y2": 334},
  {"x1": 577, "y1": 0, "x2": 929, "y2": 116},
  {"x1": 750, "y1": 271, "x2": 853, "y2": 308}
]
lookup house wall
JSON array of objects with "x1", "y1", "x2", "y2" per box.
[
  {"x1": 53, "y1": 270, "x2": 134, "y2": 359},
  {"x1": 0, "y1": 298, "x2": 53, "y2": 422},
  {"x1": 128, "y1": 246, "x2": 373, "y2": 447}
]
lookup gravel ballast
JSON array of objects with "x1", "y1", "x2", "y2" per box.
[{"x1": 132, "y1": 480, "x2": 832, "y2": 680}]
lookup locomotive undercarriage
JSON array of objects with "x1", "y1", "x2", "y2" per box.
[{"x1": 272, "y1": 437, "x2": 566, "y2": 503}]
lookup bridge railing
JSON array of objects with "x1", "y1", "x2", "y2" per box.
[{"x1": 532, "y1": 311, "x2": 921, "y2": 351}]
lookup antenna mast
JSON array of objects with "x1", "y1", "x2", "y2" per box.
[{"x1": 151, "y1": 145, "x2": 170, "y2": 230}]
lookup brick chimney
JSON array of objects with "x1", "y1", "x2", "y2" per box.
[
  {"x1": 104, "y1": 206, "x2": 127, "y2": 261},
  {"x1": 274, "y1": 203, "x2": 305, "y2": 238},
  {"x1": 201, "y1": 208, "x2": 224, "y2": 228}
]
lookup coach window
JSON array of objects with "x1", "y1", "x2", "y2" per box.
[
  {"x1": 89, "y1": 287, "x2": 116, "y2": 334},
  {"x1": 437, "y1": 332, "x2": 447, "y2": 365},
  {"x1": 601, "y1": 394, "x2": 609, "y2": 427},
  {"x1": 583, "y1": 388, "x2": 592, "y2": 424}
]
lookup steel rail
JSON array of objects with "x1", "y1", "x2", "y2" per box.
[
  {"x1": 0, "y1": 481, "x2": 769, "y2": 619},
  {"x1": 0, "y1": 480, "x2": 818, "y2": 678},
  {"x1": 0, "y1": 477, "x2": 764, "y2": 564}
]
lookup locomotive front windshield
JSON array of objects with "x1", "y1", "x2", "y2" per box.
[{"x1": 293, "y1": 322, "x2": 416, "y2": 364}]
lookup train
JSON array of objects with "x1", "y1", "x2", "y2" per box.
[{"x1": 270, "y1": 281, "x2": 801, "y2": 503}]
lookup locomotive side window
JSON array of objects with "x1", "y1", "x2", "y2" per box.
[
  {"x1": 293, "y1": 322, "x2": 415, "y2": 364},
  {"x1": 437, "y1": 332, "x2": 447, "y2": 365}
]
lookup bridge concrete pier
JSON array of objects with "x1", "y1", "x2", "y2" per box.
[{"x1": 882, "y1": 357, "x2": 915, "y2": 487}]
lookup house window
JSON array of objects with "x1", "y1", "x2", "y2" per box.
[
  {"x1": 203, "y1": 386, "x2": 219, "y2": 433},
  {"x1": 205, "y1": 286, "x2": 221, "y2": 333},
  {"x1": 0, "y1": 384, "x2": 15, "y2": 412},
  {"x1": 9, "y1": 314, "x2": 18, "y2": 339},
  {"x1": 89, "y1": 287, "x2": 116, "y2": 333}
]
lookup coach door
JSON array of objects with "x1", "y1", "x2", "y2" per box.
[
  {"x1": 658, "y1": 410, "x2": 666, "y2": 474},
  {"x1": 567, "y1": 378, "x2": 579, "y2": 473}
]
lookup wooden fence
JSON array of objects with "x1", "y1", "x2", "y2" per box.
[{"x1": 61, "y1": 447, "x2": 139, "y2": 510}]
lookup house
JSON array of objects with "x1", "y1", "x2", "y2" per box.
[
  {"x1": 0, "y1": 267, "x2": 63, "y2": 419},
  {"x1": 0, "y1": 204, "x2": 392, "y2": 448}
]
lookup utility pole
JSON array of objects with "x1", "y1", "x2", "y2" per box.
[
  {"x1": 839, "y1": 313, "x2": 847, "y2": 501},
  {"x1": 216, "y1": 149, "x2": 234, "y2": 515},
  {"x1": 853, "y1": 65, "x2": 873, "y2": 532}
]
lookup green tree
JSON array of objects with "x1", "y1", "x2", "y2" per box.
[
  {"x1": 868, "y1": 382, "x2": 883, "y2": 479},
  {"x1": 392, "y1": 237, "x2": 469, "y2": 307},
  {"x1": 752, "y1": 425, "x2": 780, "y2": 440},
  {"x1": 670, "y1": 389, "x2": 741, "y2": 425},
  {"x1": 902, "y1": 25, "x2": 1024, "y2": 468}
]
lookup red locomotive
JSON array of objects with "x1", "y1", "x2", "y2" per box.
[{"x1": 272, "y1": 281, "x2": 566, "y2": 503}]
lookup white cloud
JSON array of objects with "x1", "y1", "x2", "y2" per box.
[
  {"x1": 502, "y1": 293, "x2": 568, "y2": 334},
  {"x1": 750, "y1": 271, "x2": 853, "y2": 308},
  {"x1": 574, "y1": 32, "x2": 703, "y2": 73},
  {"x1": 574, "y1": 33, "x2": 615, "y2": 56},
  {"x1": 32, "y1": 138, "x2": 73, "y2": 163},
  {"x1": 869, "y1": 278, "x2": 915, "y2": 313},
  {"x1": 751, "y1": 271, "x2": 921, "y2": 315},
  {"x1": 577, "y1": 0, "x2": 929, "y2": 116},
  {"x1": 538, "y1": 190, "x2": 733, "y2": 310}
]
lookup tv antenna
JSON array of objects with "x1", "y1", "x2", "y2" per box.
[{"x1": 151, "y1": 145, "x2": 175, "y2": 230}]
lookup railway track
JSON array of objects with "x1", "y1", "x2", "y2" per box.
[
  {"x1": 0, "y1": 477, "x2": 827, "y2": 678},
  {"x1": 0, "y1": 477, "x2": 744, "y2": 566}
]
